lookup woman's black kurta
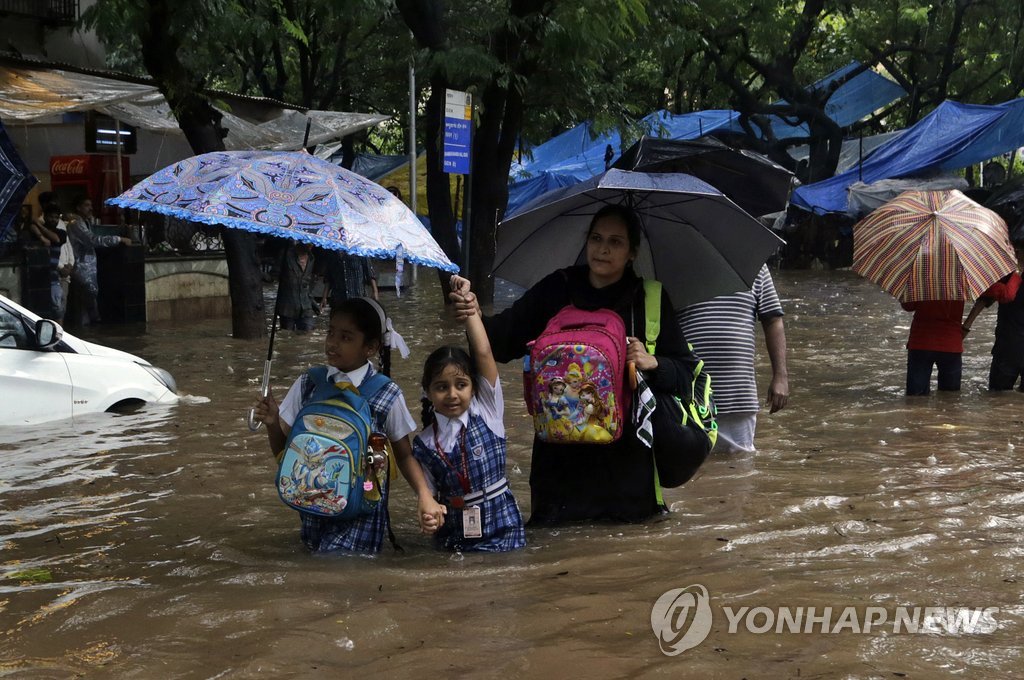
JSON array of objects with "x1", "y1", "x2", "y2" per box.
[{"x1": 483, "y1": 265, "x2": 699, "y2": 524}]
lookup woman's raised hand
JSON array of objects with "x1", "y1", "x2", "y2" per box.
[{"x1": 449, "y1": 274, "x2": 472, "y2": 296}]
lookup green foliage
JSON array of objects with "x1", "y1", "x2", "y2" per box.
[{"x1": 84, "y1": 0, "x2": 1024, "y2": 166}]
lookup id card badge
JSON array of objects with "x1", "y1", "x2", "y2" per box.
[{"x1": 463, "y1": 505, "x2": 483, "y2": 539}]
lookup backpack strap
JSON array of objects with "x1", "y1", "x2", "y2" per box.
[
  {"x1": 643, "y1": 279, "x2": 662, "y2": 355},
  {"x1": 301, "y1": 366, "x2": 331, "y2": 405},
  {"x1": 356, "y1": 370, "x2": 390, "y2": 399}
]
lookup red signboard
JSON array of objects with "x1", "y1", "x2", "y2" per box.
[{"x1": 49, "y1": 154, "x2": 130, "y2": 224}]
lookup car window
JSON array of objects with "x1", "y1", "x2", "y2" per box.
[{"x1": 0, "y1": 307, "x2": 30, "y2": 349}]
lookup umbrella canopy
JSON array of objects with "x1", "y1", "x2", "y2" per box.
[
  {"x1": 613, "y1": 135, "x2": 794, "y2": 217},
  {"x1": 495, "y1": 169, "x2": 785, "y2": 308},
  {"x1": 852, "y1": 189, "x2": 1018, "y2": 302},
  {"x1": 107, "y1": 150, "x2": 457, "y2": 272},
  {"x1": 0, "y1": 120, "x2": 38, "y2": 241}
]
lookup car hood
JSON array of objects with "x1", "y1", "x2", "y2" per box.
[{"x1": 60, "y1": 333, "x2": 152, "y2": 366}]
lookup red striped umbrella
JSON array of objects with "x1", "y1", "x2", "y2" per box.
[{"x1": 852, "y1": 189, "x2": 1017, "y2": 302}]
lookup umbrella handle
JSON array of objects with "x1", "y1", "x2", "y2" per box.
[
  {"x1": 628, "y1": 361, "x2": 637, "y2": 391},
  {"x1": 246, "y1": 360, "x2": 273, "y2": 432}
]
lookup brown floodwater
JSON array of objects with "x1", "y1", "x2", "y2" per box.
[{"x1": 1, "y1": 270, "x2": 1022, "y2": 679}]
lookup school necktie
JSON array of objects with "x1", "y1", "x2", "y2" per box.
[{"x1": 334, "y1": 378, "x2": 358, "y2": 394}]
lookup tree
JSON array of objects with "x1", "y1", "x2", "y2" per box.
[
  {"x1": 849, "y1": 0, "x2": 1024, "y2": 123},
  {"x1": 397, "y1": 0, "x2": 648, "y2": 303},
  {"x1": 86, "y1": 0, "x2": 266, "y2": 339},
  {"x1": 85, "y1": 0, "x2": 417, "y2": 338}
]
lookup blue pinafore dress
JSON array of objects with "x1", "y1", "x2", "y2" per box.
[{"x1": 412, "y1": 412, "x2": 526, "y2": 552}]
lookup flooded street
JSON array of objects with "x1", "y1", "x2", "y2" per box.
[{"x1": 2, "y1": 270, "x2": 1023, "y2": 678}]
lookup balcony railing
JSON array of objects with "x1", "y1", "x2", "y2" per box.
[{"x1": 0, "y1": 0, "x2": 79, "y2": 24}]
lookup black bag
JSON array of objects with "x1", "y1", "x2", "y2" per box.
[
  {"x1": 641, "y1": 280, "x2": 717, "y2": 488},
  {"x1": 651, "y1": 391, "x2": 714, "y2": 487}
]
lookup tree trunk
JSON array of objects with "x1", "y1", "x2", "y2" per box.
[
  {"x1": 396, "y1": 0, "x2": 461, "y2": 303},
  {"x1": 423, "y1": 79, "x2": 461, "y2": 298},
  {"x1": 139, "y1": 0, "x2": 265, "y2": 339}
]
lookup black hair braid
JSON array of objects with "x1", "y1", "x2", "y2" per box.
[
  {"x1": 420, "y1": 396, "x2": 436, "y2": 428},
  {"x1": 379, "y1": 344, "x2": 392, "y2": 378}
]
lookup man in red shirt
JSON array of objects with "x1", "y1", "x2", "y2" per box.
[{"x1": 901, "y1": 300, "x2": 965, "y2": 395}]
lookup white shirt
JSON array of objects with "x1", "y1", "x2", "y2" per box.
[
  {"x1": 422, "y1": 374, "x2": 505, "y2": 452},
  {"x1": 278, "y1": 362, "x2": 416, "y2": 442},
  {"x1": 56, "y1": 220, "x2": 75, "y2": 270}
]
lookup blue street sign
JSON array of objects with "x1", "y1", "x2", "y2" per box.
[{"x1": 443, "y1": 89, "x2": 472, "y2": 175}]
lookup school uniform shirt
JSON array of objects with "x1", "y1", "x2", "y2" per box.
[
  {"x1": 278, "y1": 362, "x2": 416, "y2": 441},
  {"x1": 412, "y1": 376, "x2": 525, "y2": 552},
  {"x1": 277, "y1": 362, "x2": 416, "y2": 553}
]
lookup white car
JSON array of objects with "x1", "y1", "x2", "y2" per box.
[{"x1": 0, "y1": 294, "x2": 178, "y2": 425}]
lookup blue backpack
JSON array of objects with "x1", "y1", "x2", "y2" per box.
[{"x1": 276, "y1": 367, "x2": 391, "y2": 519}]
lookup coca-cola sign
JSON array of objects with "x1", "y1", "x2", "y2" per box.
[{"x1": 50, "y1": 156, "x2": 88, "y2": 177}]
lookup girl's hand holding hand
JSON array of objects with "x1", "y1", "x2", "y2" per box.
[
  {"x1": 448, "y1": 275, "x2": 480, "y2": 320},
  {"x1": 418, "y1": 496, "x2": 447, "y2": 534},
  {"x1": 449, "y1": 274, "x2": 471, "y2": 296}
]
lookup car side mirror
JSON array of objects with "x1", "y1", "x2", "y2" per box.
[{"x1": 35, "y1": 319, "x2": 63, "y2": 350}]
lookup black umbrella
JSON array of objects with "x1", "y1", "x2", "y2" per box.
[
  {"x1": 984, "y1": 175, "x2": 1024, "y2": 210},
  {"x1": 613, "y1": 136, "x2": 794, "y2": 217}
]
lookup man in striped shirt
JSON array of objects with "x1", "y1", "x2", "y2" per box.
[{"x1": 678, "y1": 265, "x2": 789, "y2": 453}]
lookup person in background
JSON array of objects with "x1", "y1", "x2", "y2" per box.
[
  {"x1": 34, "y1": 192, "x2": 75, "y2": 324},
  {"x1": 26, "y1": 203, "x2": 68, "y2": 320},
  {"x1": 678, "y1": 264, "x2": 789, "y2": 453},
  {"x1": 963, "y1": 241, "x2": 1024, "y2": 391},
  {"x1": 900, "y1": 299, "x2": 965, "y2": 396},
  {"x1": 318, "y1": 251, "x2": 379, "y2": 310},
  {"x1": 66, "y1": 196, "x2": 131, "y2": 326},
  {"x1": 276, "y1": 241, "x2": 317, "y2": 332}
]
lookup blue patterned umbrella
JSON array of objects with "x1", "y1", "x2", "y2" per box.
[
  {"x1": 107, "y1": 150, "x2": 457, "y2": 272},
  {"x1": 0, "y1": 121, "x2": 38, "y2": 242}
]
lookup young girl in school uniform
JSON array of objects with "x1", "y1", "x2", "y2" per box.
[
  {"x1": 253, "y1": 297, "x2": 445, "y2": 553},
  {"x1": 412, "y1": 275, "x2": 526, "y2": 552}
]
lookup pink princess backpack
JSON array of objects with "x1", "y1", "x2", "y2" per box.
[{"x1": 524, "y1": 306, "x2": 629, "y2": 444}]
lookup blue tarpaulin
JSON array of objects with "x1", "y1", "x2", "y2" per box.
[
  {"x1": 507, "y1": 62, "x2": 904, "y2": 214},
  {"x1": 792, "y1": 99, "x2": 1024, "y2": 214},
  {"x1": 505, "y1": 172, "x2": 582, "y2": 217},
  {"x1": 510, "y1": 110, "x2": 740, "y2": 181}
]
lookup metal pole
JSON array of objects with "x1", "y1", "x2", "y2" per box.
[
  {"x1": 409, "y1": 60, "x2": 417, "y2": 217},
  {"x1": 462, "y1": 100, "x2": 473, "y2": 274},
  {"x1": 409, "y1": 60, "x2": 418, "y2": 284},
  {"x1": 115, "y1": 119, "x2": 124, "y2": 194},
  {"x1": 859, "y1": 130, "x2": 863, "y2": 182}
]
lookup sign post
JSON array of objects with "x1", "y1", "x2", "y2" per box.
[{"x1": 443, "y1": 89, "x2": 472, "y2": 272}]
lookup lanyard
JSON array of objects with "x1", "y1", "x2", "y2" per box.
[{"x1": 433, "y1": 424, "x2": 471, "y2": 495}]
